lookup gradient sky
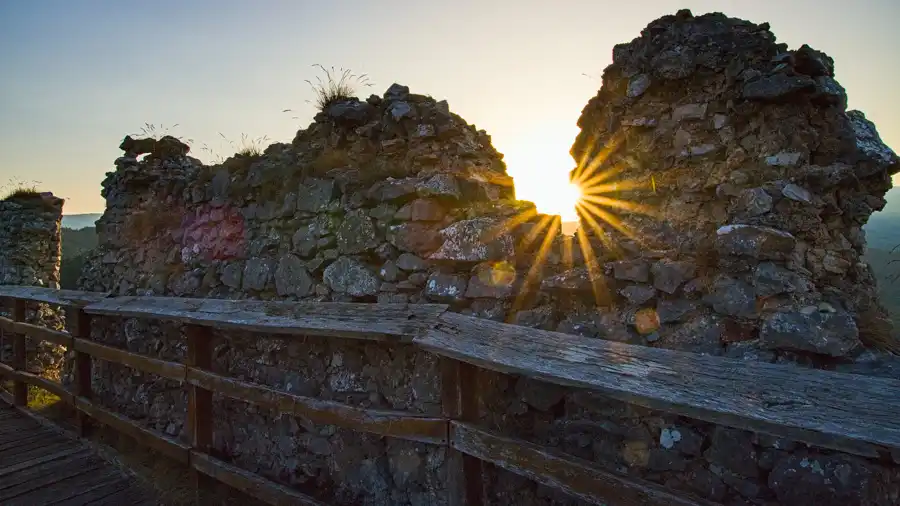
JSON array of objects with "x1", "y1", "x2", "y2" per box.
[{"x1": 1, "y1": 0, "x2": 899, "y2": 216}]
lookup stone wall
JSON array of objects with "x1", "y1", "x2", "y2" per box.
[
  {"x1": 0, "y1": 193, "x2": 63, "y2": 289},
  {"x1": 74, "y1": 10, "x2": 900, "y2": 505},
  {"x1": 0, "y1": 192, "x2": 66, "y2": 379}
]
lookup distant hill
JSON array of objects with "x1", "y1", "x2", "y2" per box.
[
  {"x1": 60, "y1": 226, "x2": 98, "y2": 289},
  {"x1": 61, "y1": 214, "x2": 101, "y2": 230}
]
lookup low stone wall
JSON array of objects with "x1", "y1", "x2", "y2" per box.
[{"x1": 87, "y1": 316, "x2": 447, "y2": 505}]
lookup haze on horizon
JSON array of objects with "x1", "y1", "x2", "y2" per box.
[{"x1": 1, "y1": 0, "x2": 899, "y2": 217}]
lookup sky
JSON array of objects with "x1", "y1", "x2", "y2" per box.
[{"x1": 1, "y1": 0, "x2": 899, "y2": 217}]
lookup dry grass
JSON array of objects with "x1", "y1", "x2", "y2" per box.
[
  {"x1": 199, "y1": 133, "x2": 271, "y2": 164},
  {"x1": 2, "y1": 185, "x2": 41, "y2": 201},
  {"x1": 303, "y1": 64, "x2": 373, "y2": 112},
  {"x1": 857, "y1": 307, "x2": 900, "y2": 355},
  {"x1": 310, "y1": 147, "x2": 351, "y2": 175}
]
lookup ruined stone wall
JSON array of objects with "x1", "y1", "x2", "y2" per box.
[
  {"x1": 0, "y1": 193, "x2": 63, "y2": 289},
  {"x1": 74, "y1": 10, "x2": 900, "y2": 505},
  {"x1": 0, "y1": 193, "x2": 67, "y2": 379}
]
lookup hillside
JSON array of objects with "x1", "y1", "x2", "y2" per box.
[
  {"x1": 60, "y1": 226, "x2": 98, "y2": 289},
  {"x1": 61, "y1": 213, "x2": 101, "y2": 230}
]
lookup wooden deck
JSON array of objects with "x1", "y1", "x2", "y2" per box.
[{"x1": 0, "y1": 403, "x2": 157, "y2": 506}]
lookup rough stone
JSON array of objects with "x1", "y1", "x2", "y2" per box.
[
  {"x1": 275, "y1": 255, "x2": 313, "y2": 296},
  {"x1": 716, "y1": 225, "x2": 796, "y2": 260},
  {"x1": 336, "y1": 210, "x2": 380, "y2": 254},
  {"x1": 424, "y1": 272, "x2": 467, "y2": 301},
  {"x1": 651, "y1": 260, "x2": 696, "y2": 294},
  {"x1": 760, "y1": 310, "x2": 860, "y2": 356},
  {"x1": 429, "y1": 218, "x2": 513, "y2": 262},
  {"x1": 705, "y1": 276, "x2": 756, "y2": 318},
  {"x1": 323, "y1": 257, "x2": 379, "y2": 297},
  {"x1": 296, "y1": 178, "x2": 336, "y2": 212},
  {"x1": 466, "y1": 262, "x2": 516, "y2": 298},
  {"x1": 742, "y1": 74, "x2": 816, "y2": 101},
  {"x1": 769, "y1": 454, "x2": 874, "y2": 506}
]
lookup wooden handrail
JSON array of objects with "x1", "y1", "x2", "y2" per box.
[
  {"x1": 417, "y1": 312, "x2": 900, "y2": 460},
  {"x1": 2, "y1": 285, "x2": 900, "y2": 506}
]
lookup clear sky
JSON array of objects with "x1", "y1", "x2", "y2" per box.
[{"x1": 1, "y1": 0, "x2": 899, "y2": 216}]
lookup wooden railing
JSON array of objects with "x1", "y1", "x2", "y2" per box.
[{"x1": 1, "y1": 285, "x2": 899, "y2": 506}]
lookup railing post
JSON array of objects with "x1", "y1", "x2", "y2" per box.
[
  {"x1": 186, "y1": 324, "x2": 213, "y2": 504},
  {"x1": 69, "y1": 308, "x2": 93, "y2": 436},
  {"x1": 442, "y1": 358, "x2": 484, "y2": 506},
  {"x1": 12, "y1": 299, "x2": 28, "y2": 406}
]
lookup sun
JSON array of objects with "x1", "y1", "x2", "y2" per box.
[{"x1": 536, "y1": 181, "x2": 582, "y2": 222}]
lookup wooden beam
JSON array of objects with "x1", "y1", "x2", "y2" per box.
[
  {"x1": 416, "y1": 312, "x2": 900, "y2": 460},
  {"x1": 185, "y1": 324, "x2": 214, "y2": 503},
  {"x1": 186, "y1": 368, "x2": 447, "y2": 445},
  {"x1": 0, "y1": 316, "x2": 13, "y2": 333},
  {"x1": 12, "y1": 322, "x2": 73, "y2": 348},
  {"x1": 85, "y1": 296, "x2": 448, "y2": 341},
  {"x1": 68, "y1": 309, "x2": 93, "y2": 437},
  {"x1": 12, "y1": 300, "x2": 27, "y2": 406},
  {"x1": 441, "y1": 359, "x2": 483, "y2": 506},
  {"x1": 73, "y1": 338, "x2": 185, "y2": 382},
  {"x1": 451, "y1": 422, "x2": 718, "y2": 506},
  {"x1": 74, "y1": 396, "x2": 190, "y2": 464},
  {"x1": 15, "y1": 371, "x2": 74, "y2": 406},
  {"x1": 0, "y1": 286, "x2": 110, "y2": 308},
  {"x1": 190, "y1": 452, "x2": 328, "y2": 506}
]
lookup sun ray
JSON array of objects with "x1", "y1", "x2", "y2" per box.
[
  {"x1": 573, "y1": 218, "x2": 613, "y2": 307},
  {"x1": 570, "y1": 132, "x2": 623, "y2": 185},
  {"x1": 520, "y1": 214, "x2": 557, "y2": 251},
  {"x1": 510, "y1": 216, "x2": 561, "y2": 317},
  {"x1": 581, "y1": 178, "x2": 652, "y2": 196},
  {"x1": 484, "y1": 207, "x2": 539, "y2": 242},
  {"x1": 578, "y1": 199, "x2": 641, "y2": 244},
  {"x1": 581, "y1": 194, "x2": 658, "y2": 217}
]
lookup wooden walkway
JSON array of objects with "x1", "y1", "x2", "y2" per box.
[{"x1": 0, "y1": 403, "x2": 157, "y2": 506}]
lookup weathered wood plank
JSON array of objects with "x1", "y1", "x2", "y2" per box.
[
  {"x1": 191, "y1": 452, "x2": 329, "y2": 506},
  {"x1": 15, "y1": 371, "x2": 74, "y2": 405},
  {"x1": 185, "y1": 324, "x2": 214, "y2": 503},
  {"x1": 0, "y1": 451, "x2": 96, "y2": 491},
  {"x1": 0, "y1": 456, "x2": 105, "y2": 501},
  {"x1": 5, "y1": 468, "x2": 123, "y2": 506},
  {"x1": 0, "y1": 315, "x2": 13, "y2": 333},
  {"x1": 12, "y1": 300, "x2": 27, "y2": 406},
  {"x1": 69, "y1": 309, "x2": 92, "y2": 437},
  {"x1": 73, "y1": 338, "x2": 185, "y2": 382},
  {"x1": 74, "y1": 396, "x2": 191, "y2": 464},
  {"x1": 55, "y1": 477, "x2": 133, "y2": 506},
  {"x1": 13, "y1": 321, "x2": 73, "y2": 348},
  {"x1": 416, "y1": 312, "x2": 900, "y2": 459},
  {"x1": 85, "y1": 296, "x2": 448, "y2": 341},
  {"x1": 0, "y1": 286, "x2": 110, "y2": 308},
  {"x1": 187, "y1": 368, "x2": 448, "y2": 445},
  {"x1": 0, "y1": 446, "x2": 87, "y2": 477},
  {"x1": 441, "y1": 359, "x2": 484, "y2": 506},
  {"x1": 451, "y1": 422, "x2": 718, "y2": 506}
]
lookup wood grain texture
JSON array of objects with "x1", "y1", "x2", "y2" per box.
[
  {"x1": 73, "y1": 338, "x2": 185, "y2": 382},
  {"x1": 13, "y1": 321, "x2": 73, "y2": 348},
  {"x1": 0, "y1": 286, "x2": 110, "y2": 308},
  {"x1": 69, "y1": 309, "x2": 93, "y2": 437},
  {"x1": 187, "y1": 368, "x2": 448, "y2": 444},
  {"x1": 451, "y1": 422, "x2": 718, "y2": 506},
  {"x1": 12, "y1": 300, "x2": 26, "y2": 406},
  {"x1": 191, "y1": 452, "x2": 329, "y2": 506},
  {"x1": 416, "y1": 312, "x2": 900, "y2": 459},
  {"x1": 74, "y1": 397, "x2": 191, "y2": 464},
  {"x1": 84, "y1": 296, "x2": 448, "y2": 341}
]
